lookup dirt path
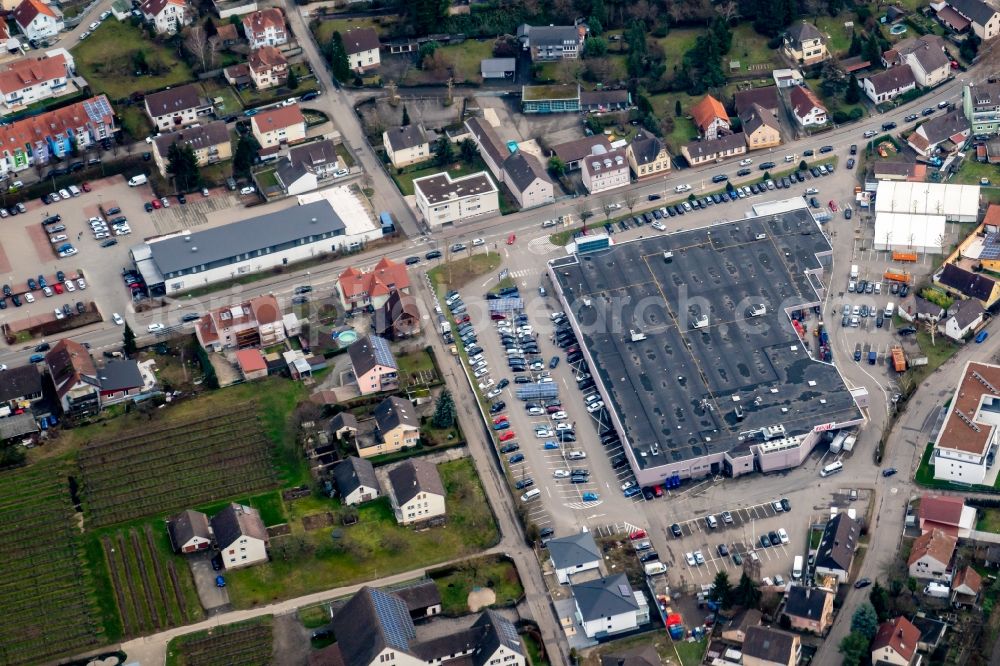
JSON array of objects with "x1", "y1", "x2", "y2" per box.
[
  {"x1": 272, "y1": 613, "x2": 310, "y2": 666},
  {"x1": 467, "y1": 588, "x2": 496, "y2": 613}
]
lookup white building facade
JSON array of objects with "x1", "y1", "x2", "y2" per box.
[{"x1": 413, "y1": 171, "x2": 499, "y2": 227}]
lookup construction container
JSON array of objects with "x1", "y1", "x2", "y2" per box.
[
  {"x1": 892, "y1": 251, "x2": 918, "y2": 262},
  {"x1": 891, "y1": 347, "x2": 907, "y2": 372}
]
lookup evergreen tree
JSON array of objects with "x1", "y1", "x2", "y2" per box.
[
  {"x1": 839, "y1": 632, "x2": 870, "y2": 666},
  {"x1": 734, "y1": 573, "x2": 761, "y2": 607},
  {"x1": 675, "y1": 99, "x2": 682, "y2": 117},
  {"x1": 167, "y1": 143, "x2": 201, "y2": 191},
  {"x1": 328, "y1": 31, "x2": 351, "y2": 82},
  {"x1": 548, "y1": 156, "x2": 566, "y2": 176},
  {"x1": 432, "y1": 389, "x2": 456, "y2": 428},
  {"x1": 625, "y1": 20, "x2": 647, "y2": 78},
  {"x1": 850, "y1": 603, "x2": 879, "y2": 640},
  {"x1": 123, "y1": 323, "x2": 137, "y2": 355},
  {"x1": 869, "y1": 582, "x2": 890, "y2": 622},
  {"x1": 401, "y1": 105, "x2": 410, "y2": 127},
  {"x1": 204, "y1": 16, "x2": 216, "y2": 38},
  {"x1": 711, "y1": 17, "x2": 733, "y2": 54},
  {"x1": 459, "y1": 138, "x2": 477, "y2": 163},
  {"x1": 961, "y1": 34, "x2": 980, "y2": 61},
  {"x1": 848, "y1": 30, "x2": 862, "y2": 57},
  {"x1": 863, "y1": 31, "x2": 883, "y2": 67},
  {"x1": 709, "y1": 571, "x2": 734, "y2": 609},
  {"x1": 846, "y1": 74, "x2": 861, "y2": 104},
  {"x1": 286, "y1": 68, "x2": 299, "y2": 90},
  {"x1": 433, "y1": 137, "x2": 455, "y2": 166},
  {"x1": 404, "y1": 0, "x2": 449, "y2": 37},
  {"x1": 233, "y1": 134, "x2": 261, "y2": 179},
  {"x1": 587, "y1": 17, "x2": 603, "y2": 36},
  {"x1": 589, "y1": 0, "x2": 607, "y2": 28}
]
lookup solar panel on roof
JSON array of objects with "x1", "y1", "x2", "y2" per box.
[
  {"x1": 981, "y1": 233, "x2": 1000, "y2": 260},
  {"x1": 370, "y1": 588, "x2": 415, "y2": 650},
  {"x1": 495, "y1": 614, "x2": 520, "y2": 646},
  {"x1": 370, "y1": 335, "x2": 396, "y2": 368}
]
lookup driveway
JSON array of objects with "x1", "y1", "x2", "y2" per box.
[{"x1": 188, "y1": 552, "x2": 230, "y2": 612}]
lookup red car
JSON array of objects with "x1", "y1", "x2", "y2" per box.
[
  {"x1": 455, "y1": 314, "x2": 470, "y2": 324},
  {"x1": 629, "y1": 529, "x2": 648, "y2": 540},
  {"x1": 828, "y1": 200, "x2": 838, "y2": 212},
  {"x1": 507, "y1": 233, "x2": 516, "y2": 245},
  {"x1": 653, "y1": 485, "x2": 664, "y2": 497},
  {"x1": 151, "y1": 198, "x2": 162, "y2": 209},
  {"x1": 498, "y1": 431, "x2": 516, "y2": 442},
  {"x1": 81, "y1": 182, "x2": 91, "y2": 193},
  {"x1": 492, "y1": 415, "x2": 508, "y2": 425},
  {"x1": 53, "y1": 282, "x2": 63, "y2": 294}
]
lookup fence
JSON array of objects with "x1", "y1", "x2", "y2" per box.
[{"x1": 62, "y1": 0, "x2": 103, "y2": 28}]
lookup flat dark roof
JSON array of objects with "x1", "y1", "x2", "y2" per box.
[{"x1": 550, "y1": 208, "x2": 860, "y2": 467}]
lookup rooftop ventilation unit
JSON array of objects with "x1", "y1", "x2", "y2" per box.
[{"x1": 629, "y1": 329, "x2": 646, "y2": 342}]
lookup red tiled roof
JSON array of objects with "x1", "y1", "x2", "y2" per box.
[
  {"x1": 872, "y1": 617, "x2": 919, "y2": 662},
  {"x1": 45, "y1": 338, "x2": 97, "y2": 400},
  {"x1": 690, "y1": 94, "x2": 729, "y2": 132},
  {"x1": 908, "y1": 528, "x2": 957, "y2": 568},
  {"x1": 248, "y1": 295, "x2": 281, "y2": 325},
  {"x1": 249, "y1": 45, "x2": 287, "y2": 73},
  {"x1": 953, "y1": 565, "x2": 983, "y2": 595},
  {"x1": 140, "y1": 0, "x2": 184, "y2": 18},
  {"x1": 339, "y1": 257, "x2": 410, "y2": 301},
  {"x1": 0, "y1": 95, "x2": 114, "y2": 158},
  {"x1": 242, "y1": 7, "x2": 284, "y2": 37},
  {"x1": 251, "y1": 104, "x2": 304, "y2": 134},
  {"x1": 790, "y1": 85, "x2": 826, "y2": 119},
  {"x1": 918, "y1": 494, "x2": 965, "y2": 527},
  {"x1": 235, "y1": 348, "x2": 267, "y2": 373},
  {"x1": 13, "y1": 0, "x2": 57, "y2": 29},
  {"x1": 0, "y1": 52, "x2": 68, "y2": 95}
]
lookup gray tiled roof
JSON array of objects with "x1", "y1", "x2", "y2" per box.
[
  {"x1": 815, "y1": 513, "x2": 858, "y2": 572},
  {"x1": 0, "y1": 364, "x2": 42, "y2": 403},
  {"x1": 98, "y1": 359, "x2": 142, "y2": 392},
  {"x1": 783, "y1": 584, "x2": 831, "y2": 620},
  {"x1": 388, "y1": 459, "x2": 445, "y2": 506},
  {"x1": 333, "y1": 456, "x2": 378, "y2": 497},
  {"x1": 939, "y1": 263, "x2": 996, "y2": 301},
  {"x1": 332, "y1": 587, "x2": 417, "y2": 665},
  {"x1": 348, "y1": 334, "x2": 396, "y2": 378},
  {"x1": 683, "y1": 132, "x2": 746, "y2": 160},
  {"x1": 866, "y1": 66, "x2": 916, "y2": 95},
  {"x1": 743, "y1": 626, "x2": 797, "y2": 664},
  {"x1": 786, "y1": 21, "x2": 823, "y2": 47},
  {"x1": 145, "y1": 83, "x2": 202, "y2": 117},
  {"x1": 385, "y1": 124, "x2": 428, "y2": 153},
  {"x1": 465, "y1": 117, "x2": 508, "y2": 169},
  {"x1": 153, "y1": 121, "x2": 229, "y2": 156},
  {"x1": 548, "y1": 531, "x2": 601, "y2": 570},
  {"x1": 374, "y1": 396, "x2": 419, "y2": 434},
  {"x1": 167, "y1": 509, "x2": 211, "y2": 549},
  {"x1": 950, "y1": 0, "x2": 999, "y2": 26},
  {"x1": 147, "y1": 200, "x2": 345, "y2": 276},
  {"x1": 503, "y1": 151, "x2": 550, "y2": 192},
  {"x1": 520, "y1": 24, "x2": 579, "y2": 48},
  {"x1": 628, "y1": 133, "x2": 665, "y2": 166},
  {"x1": 571, "y1": 573, "x2": 638, "y2": 622},
  {"x1": 917, "y1": 110, "x2": 970, "y2": 145},
  {"x1": 210, "y1": 503, "x2": 267, "y2": 550}
]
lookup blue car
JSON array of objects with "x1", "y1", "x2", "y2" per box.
[
  {"x1": 976, "y1": 330, "x2": 989, "y2": 343},
  {"x1": 215, "y1": 575, "x2": 226, "y2": 587},
  {"x1": 493, "y1": 421, "x2": 510, "y2": 431},
  {"x1": 508, "y1": 453, "x2": 524, "y2": 464},
  {"x1": 623, "y1": 486, "x2": 642, "y2": 498},
  {"x1": 543, "y1": 441, "x2": 559, "y2": 450},
  {"x1": 582, "y1": 492, "x2": 599, "y2": 501},
  {"x1": 29, "y1": 353, "x2": 44, "y2": 363},
  {"x1": 47, "y1": 415, "x2": 57, "y2": 427}
]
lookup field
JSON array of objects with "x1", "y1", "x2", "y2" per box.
[
  {"x1": 166, "y1": 616, "x2": 273, "y2": 666},
  {"x1": 727, "y1": 24, "x2": 779, "y2": 73},
  {"x1": 77, "y1": 402, "x2": 278, "y2": 527},
  {"x1": 223, "y1": 458, "x2": 498, "y2": 607},
  {"x1": 74, "y1": 21, "x2": 195, "y2": 101},
  {"x1": 97, "y1": 523, "x2": 203, "y2": 637},
  {"x1": 0, "y1": 462, "x2": 106, "y2": 665}
]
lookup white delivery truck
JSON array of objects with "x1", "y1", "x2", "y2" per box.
[
  {"x1": 792, "y1": 555, "x2": 803, "y2": 580},
  {"x1": 850, "y1": 264, "x2": 859, "y2": 280},
  {"x1": 128, "y1": 174, "x2": 147, "y2": 187},
  {"x1": 830, "y1": 432, "x2": 848, "y2": 453},
  {"x1": 644, "y1": 562, "x2": 667, "y2": 575},
  {"x1": 924, "y1": 582, "x2": 950, "y2": 598}
]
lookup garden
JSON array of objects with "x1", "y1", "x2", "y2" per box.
[
  {"x1": 165, "y1": 616, "x2": 273, "y2": 666},
  {"x1": 429, "y1": 555, "x2": 524, "y2": 616}
]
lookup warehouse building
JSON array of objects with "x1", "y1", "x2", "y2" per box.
[
  {"x1": 132, "y1": 200, "x2": 347, "y2": 295},
  {"x1": 874, "y1": 181, "x2": 980, "y2": 223},
  {"x1": 548, "y1": 208, "x2": 862, "y2": 487},
  {"x1": 873, "y1": 212, "x2": 947, "y2": 254}
]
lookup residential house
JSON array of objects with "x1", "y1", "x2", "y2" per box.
[
  {"x1": 325, "y1": 587, "x2": 524, "y2": 666},
  {"x1": 337, "y1": 256, "x2": 410, "y2": 311},
  {"x1": 580, "y1": 89, "x2": 632, "y2": 112},
  {"x1": 952, "y1": 565, "x2": 982, "y2": 607},
  {"x1": 742, "y1": 626, "x2": 801, "y2": 666},
  {"x1": 600, "y1": 645, "x2": 660, "y2": 666},
  {"x1": 251, "y1": 104, "x2": 306, "y2": 150},
  {"x1": 548, "y1": 530, "x2": 602, "y2": 584},
  {"x1": 789, "y1": 85, "x2": 828, "y2": 126},
  {"x1": 871, "y1": 617, "x2": 921, "y2": 666},
  {"x1": 773, "y1": 68, "x2": 805, "y2": 88},
  {"x1": 360, "y1": 396, "x2": 420, "y2": 459},
  {"x1": 235, "y1": 348, "x2": 268, "y2": 380},
  {"x1": 145, "y1": 84, "x2": 212, "y2": 132},
  {"x1": 907, "y1": 110, "x2": 970, "y2": 156},
  {"x1": 503, "y1": 151, "x2": 554, "y2": 209},
  {"x1": 45, "y1": 339, "x2": 98, "y2": 414},
  {"x1": 210, "y1": 503, "x2": 269, "y2": 569},
  {"x1": 12, "y1": 0, "x2": 63, "y2": 43},
  {"x1": 581, "y1": 147, "x2": 629, "y2": 194},
  {"x1": 413, "y1": 171, "x2": 499, "y2": 227},
  {"x1": 214, "y1": 23, "x2": 240, "y2": 48},
  {"x1": 152, "y1": 121, "x2": 232, "y2": 177},
  {"x1": 940, "y1": 298, "x2": 984, "y2": 340},
  {"x1": 917, "y1": 494, "x2": 977, "y2": 537},
  {"x1": 874, "y1": 160, "x2": 927, "y2": 181},
  {"x1": 963, "y1": 82, "x2": 1000, "y2": 135},
  {"x1": 463, "y1": 116, "x2": 510, "y2": 181},
  {"x1": 814, "y1": 513, "x2": 859, "y2": 583},
  {"x1": 223, "y1": 62, "x2": 252, "y2": 88},
  {"x1": 97, "y1": 359, "x2": 144, "y2": 405},
  {"x1": 275, "y1": 138, "x2": 342, "y2": 194},
  {"x1": 908, "y1": 528, "x2": 957, "y2": 581},
  {"x1": 900, "y1": 294, "x2": 945, "y2": 322},
  {"x1": 248, "y1": 45, "x2": 288, "y2": 89},
  {"x1": 720, "y1": 609, "x2": 763, "y2": 643},
  {"x1": 943, "y1": 0, "x2": 1000, "y2": 41},
  {"x1": 862, "y1": 66, "x2": 917, "y2": 104},
  {"x1": 383, "y1": 124, "x2": 433, "y2": 169},
  {"x1": 374, "y1": 289, "x2": 421, "y2": 340},
  {"x1": 681, "y1": 133, "x2": 747, "y2": 166},
  {"x1": 242, "y1": 7, "x2": 286, "y2": 49},
  {"x1": 932, "y1": 361, "x2": 1000, "y2": 484},
  {"x1": 883, "y1": 35, "x2": 952, "y2": 88},
  {"x1": 388, "y1": 459, "x2": 446, "y2": 526},
  {"x1": 194, "y1": 295, "x2": 285, "y2": 352},
  {"x1": 332, "y1": 456, "x2": 379, "y2": 505},
  {"x1": 571, "y1": 573, "x2": 649, "y2": 639},
  {"x1": 167, "y1": 509, "x2": 212, "y2": 553},
  {"x1": 0, "y1": 364, "x2": 42, "y2": 416},
  {"x1": 0, "y1": 51, "x2": 72, "y2": 113},
  {"x1": 690, "y1": 94, "x2": 730, "y2": 139},
  {"x1": 782, "y1": 585, "x2": 834, "y2": 635},
  {"x1": 734, "y1": 86, "x2": 780, "y2": 118},
  {"x1": 782, "y1": 21, "x2": 829, "y2": 65},
  {"x1": 344, "y1": 27, "x2": 380, "y2": 73},
  {"x1": 480, "y1": 57, "x2": 515, "y2": 79},
  {"x1": 0, "y1": 94, "x2": 114, "y2": 177},
  {"x1": 516, "y1": 23, "x2": 585, "y2": 60},
  {"x1": 348, "y1": 335, "x2": 398, "y2": 395},
  {"x1": 392, "y1": 580, "x2": 442, "y2": 620},
  {"x1": 935, "y1": 262, "x2": 1000, "y2": 306},
  {"x1": 626, "y1": 133, "x2": 672, "y2": 179},
  {"x1": 741, "y1": 103, "x2": 782, "y2": 150},
  {"x1": 140, "y1": 0, "x2": 189, "y2": 35},
  {"x1": 550, "y1": 135, "x2": 612, "y2": 171},
  {"x1": 328, "y1": 411, "x2": 359, "y2": 440}
]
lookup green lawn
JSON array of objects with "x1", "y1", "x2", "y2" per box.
[
  {"x1": 74, "y1": 21, "x2": 195, "y2": 100},
  {"x1": 674, "y1": 638, "x2": 708, "y2": 666},
  {"x1": 430, "y1": 555, "x2": 523, "y2": 616},
  {"x1": 427, "y1": 253, "x2": 502, "y2": 293},
  {"x1": 522, "y1": 633, "x2": 550, "y2": 666},
  {"x1": 952, "y1": 158, "x2": 1000, "y2": 185},
  {"x1": 392, "y1": 159, "x2": 488, "y2": 196},
  {"x1": 656, "y1": 28, "x2": 703, "y2": 71},
  {"x1": 397, "y1": 349, "x2": 435, "y2": 375},
  {"x1": 119, "y1": 106, "x2": 154, "y2": 141},
  {"x1": 195, "y1": 491, "x2": 287, "y2": 527},
  {"x1": 200, "y1": 80, "x2": 243, "y2": 115},
  {"x1": 255, "y1": 168, "x2": 280, "y2": 190},
  {"x1": 912, "y1": 327, "x2": 961, "y2": 381},
  {"x1": 297, "y1": 604, "x2": 331, "y2": 629},
  {"x1": 814, "y1": 14, "x2": 857, "y2": 57},
  {"x1": 977, "y1": 508, "x2": 1000, "y2": 532},
  {"x1": 727, "y1": 24, "x2": 779, "y2": 73},
  {"x1": 224, "y1": 458, "x2": 498, "y2": 607},
  {"x1": 404, "y1": 40, "x2": 495, "y2": 84},
  {"x1": 915, "y1": 441, "x2": 1000, "y2": 491},
  {"x1": 312, "y1": 16, "x2": 390, "y2": 46}
]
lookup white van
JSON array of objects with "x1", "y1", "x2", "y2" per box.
[
  {"x1": 884, "y1": 302, "x2": 895, "y2": 318},
  {"x1": 521, "y1": 488, "x2": 541, "y2": 502},
  {"x1": 644, "y1": 562, "x2": 667, "y2": 575},
  {"x1": 127, "y1": 174, "x2": 147, "y2": 187},
  {"x1": 820, "y1": 460, "x2": 844, "y2": 477},
  {"x1": 792, "y1": 555, "x2": 803, "y2": 580},
  {"x1": 68, "y1": 185, "x2": 81, "y2": 197},
  {"x1": 784, "y1": 155, "x2": 795, "y2": 162}
]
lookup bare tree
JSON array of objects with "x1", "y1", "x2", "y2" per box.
[
  {"x1": 599, "y1": 196, "x2": 614, "y2": 220},
  {"x1": 622, "y1": 189, "x2": 638, "y2": 215},
  {"x1": 184, "y1": 25, "x2": 209, "y2": 72},
  {"x1": 715, "y1": 0, "x2": 740, "y2": 22},
  {"x1": 575, "y1": 200, "x2": 594, "y2": 232}
]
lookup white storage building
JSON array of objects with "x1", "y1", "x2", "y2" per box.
[
  {"x1": 874, "y1": 181, "x2": 980, "y2": 223},
  {"x1": 297, "y1": 185, "x2": 383, "y2": 251},
  {"x1": 873, "y1": 212, "x2": 947, "y2": 254}
]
